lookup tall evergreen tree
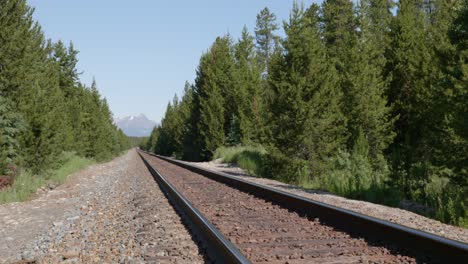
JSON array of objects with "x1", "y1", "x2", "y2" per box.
[
  {"x1": 0, "y1": 0, "x2": 35, "y2": 101},
  {"x1": 146, "y1": 126, "x2": 160, "y2": 153},
  {"x1": 180, "y1": 82, "x2": 203, "y2": 160},
  {"x1": 255, "y1": 7, "x2": 280, "y2": 74},
  {"x1": 387, "y1": 0, "x2": 437, "y2": 195},
  {"x1": 194, "y1": 37, "x2": 236, "y2": 159},
  {"x1": 51, "y1": 41, "x2": 81, "y2": 151},
  {"x1": 233, "y1": 26, "x2": 263, "y2": 143},
  {"x1": 431, "y1": 0, "x2": 468, "y2": 186},
  {"x1": 268, "y1": 3, "x2": 347, "y2": 177},
  {"x1": 361, "y1": 0, "x2": 395, "y2": 69},
  {"x1": 52, "y1": 41, "x2": 80, "y2": 96},
  {"x1": 18, "y1": 39, "x2": 69, "y2": 172},
  {"x1": 346, "y1": 0, "x2": 396, "y2": 167},
  {"x1": 155, "y1": 102, "x2": 177, "y2": 156},
  {"x1": 321, "y1": 0, "x2": 358, "y2": 143},
  {"x1": 322, "y1": 0, "x2": 357, "y2": 71},
  {"x1": 322, "y1": 0, "x2": 394, "y2": 171},
  {"x1": 0, "y1": 96, "x2": 24, "y2": 175}
]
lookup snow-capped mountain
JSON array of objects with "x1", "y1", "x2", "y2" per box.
[{"x1": 114, "y1": 114, "x2": 156, "y2": 137}]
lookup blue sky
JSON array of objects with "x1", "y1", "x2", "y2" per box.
[{"x1": 28, "y1": 0, "x2": 318, "y2": 122}]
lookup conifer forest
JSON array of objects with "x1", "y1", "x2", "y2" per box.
[
  {"x1": 142, "y1": 0, "x2": 468, "y2": 226},
  {"x1": 0, "y1": 1, "x2": 130, "y2": 197}
]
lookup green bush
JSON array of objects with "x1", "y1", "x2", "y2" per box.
[
  {"x1": 0, "y1": 152, "x2": 94, "y2": 203},
  {"x1": 213, "y1": 145, "x2": 467, "y2": 228},
  {"x1": 263, "y1": 147, "x2": 309, "y2": 183},
  {"x1": 213, "y1": 145, "x2": 268, "y2": 176},
  {"x1": 423, "y1": 172, "x2": 467, "y2": 227},
  {"x1": 47, "y1": 152, "x2": 94, "y2": 184},
  {"x1": 0, "y1": 170, "x2": 46, "y2": 203},
  {"x1": 310, "y1": 149, "x2": 401, "y2": 205}
]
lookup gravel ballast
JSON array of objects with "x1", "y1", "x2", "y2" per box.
[
  {"x1": 0, "y1": 149, "x2": 204, "y2": 263},
  {"x1": 189, "y1": 159, "x2": 468, "y2": 244},
  {"x1": 146, "y1": 153, "x2": 420, "y2": 263}
]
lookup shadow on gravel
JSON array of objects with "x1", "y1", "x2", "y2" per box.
[
  {"x1": 220, "y1": 170, "x2": 253, "y2": 177},
  {"x1": 142, "y1": 166, "x2": 213, "y2": 263},
  {"x1": 268, "y1": 183, "x2": 333, "y2": 195}
]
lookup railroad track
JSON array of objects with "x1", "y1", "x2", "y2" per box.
[{"x1": 138, "y1": 150, "x2": 468, "y2": 263}]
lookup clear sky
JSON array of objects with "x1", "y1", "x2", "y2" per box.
[{"x1": 28, "y1": 0, "x2": 318, "y2": 123}]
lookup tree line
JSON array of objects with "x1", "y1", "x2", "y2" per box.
[
  {"x1": 144, "y1": 0, "x2": 467, "y2": 226},
  {"x1": 0, "y1": 0, "x2": 130, "y2": 176}
]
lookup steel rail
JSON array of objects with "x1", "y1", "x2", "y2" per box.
[
  {"x1": 138, "y1": 151, "x2": 251, "y2": 264},
  {"x1": 147, "y1": 151, "x2": 468, "y2": 263}
]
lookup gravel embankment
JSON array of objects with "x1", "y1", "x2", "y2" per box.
[
  {"x1": 0, "y1": 149, "x2": 204, "y2": 263},
  {"x1": 190, "y1": 159, "x2": 468, "y2": 243}
]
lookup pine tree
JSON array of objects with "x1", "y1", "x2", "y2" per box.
[
  {"x1": 20, "y1": 42, "x2": 69, "y2": 172},
  {"x1": 432, "y1": 0, "x2": 468, "y2": 186},
  {"x1": 321, "y1": 0, "x2": 359, "y2": 144},
  {"x1": 146, "y1": 126, "x2": 160, "y2": 153},
  {"x1": 154, "y1": 95, "x2": 186, "y2": 157},
  {"x1": 233, "y1": 26, "x2": 263, "y2": 143},
  {"x1": 362, "y1": 0, "x2": 395, "y2": 69},
  {"x1": 53, "y1": 41, "x2": 80, "y2": 97},
  {"x1": 195, "y1": 37, "x2": 234, "y2": 159},
  {"x1": 343, "y1": 0, "x2": 396, "y2": 167},
  {"x1": 170, "y1": 82, "x2": 200, "y2": 159},
  {"x1": 320, "y1": 0, "x2": 395, "y2": 172},
  {"x1": 0, "y1": 96, "x2": 24, "y2": 175},
  {"x1": 387, "y1": 0, "x2": 438, "y2": 196},
  {"x1": 180, "y1": 82, "x2": 204, "y2": 161},
  {"x1": 52, "y1": 41, "x2": 81, "y2": 151},
  {"x1": 155, "y1": 102, "x2": 177, "y2": 156},
  {"x1": 0, "y1": 0, "x2": 36, "y2": 100},
  {"x1": 268, "y1": 3, "x2": 347, "y2": 177},
  {"x1": 321, "y1": 0, "x2": 357, "y2": 72},
  {"x1": 255, "y1": 7, "x2": 280, "y2": 75}
]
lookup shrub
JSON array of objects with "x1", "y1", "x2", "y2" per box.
[
  {"x1": 213, "y1": 145, "x2": 267, "y2": 176},
  {"x1": 0, "y1": 152, "x2": 94, "y2": 203},
  {"x1": 47, "y1": 152, "x2": 94, "y2": 184},
  {"x1": 424, "y1": 171, "x2": 467, "y2": 227},
  {"x1": 264, "y1": 147, "x2": 309, "y2": 183}
]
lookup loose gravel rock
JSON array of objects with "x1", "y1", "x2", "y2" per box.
[
  {"x1": 144, "y1": 154, "x2": 420, "y2": 263},
  {"x1": 0, "y1": 149, "x2": 204, "y2": 263},
  {"x1": 190, "y1": 159, "x2": 468, "y2": 243}
]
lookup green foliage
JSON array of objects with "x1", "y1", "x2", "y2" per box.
[
  {"x1": 0, "y1": 96, "x2": 24, "y2": 175},
  {"x1": 262, "y1": 147, "x2": 309, "y2": 183},
  {"x1": 233, "y1": 27, "x2": 264, "y2": 143},
  {"x1": 0, "y1": 170, "x2": 45, "y2": 203},
  {"x1": 46, "y1": 151, "x2": 95, "y2": 184},
  {"x1": 255, "y1": 7, "x2": 280, "y2": 74},
  {"x1": 268, "y1": 3, "x2": 347, "y2": 176},
  {"x1": 213, "y1": 145, "x2": 267, "y2": 176},
  {"x1": 226, "y1": 114, "x2": 241, "y2": 146},
  {"x1": 142, "y1": 0, "x2": 468, "y2": 227},
  {"x1": 0, "y1": 0, "x2": 130, "y2": 176},
  {"x1": 323, "y1": 0, "x2": 395, "y2": 172},
  {"x1": 0, "y1": 152, "x2": 94, "y2": 203},
  {"x1": 313, "y1": 132, "x2": 399, "y2": 204},
  {"x1": 424, "y1": 173, "x2": 467, "y2": 227},
  {"x1": 128, "y1": 136, "x2": 147, "y2": 148},
  {"x1": 195, "y1": 36, "x2": 235, "y2": 159}
]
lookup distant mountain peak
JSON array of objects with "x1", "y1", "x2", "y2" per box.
[{"x1": 115, "y1": 114, "x2": 156, "y2": 137}]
